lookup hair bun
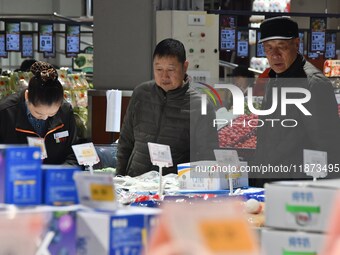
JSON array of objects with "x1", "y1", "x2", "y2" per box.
[{"x1": 30, "y1": 61, "x2": 58, "y2": 82}]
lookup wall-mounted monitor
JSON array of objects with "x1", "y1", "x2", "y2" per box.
[
  {"x1": 43, "y1": 35, "x2": 56, "y2": 58},
  {"x1": 38, "y1": 23, "x2": 54, "y2": 53},
  {"x1": 5, "y1": 22, "x2": 20, "y2": 52},
  {"x1": 220, "y1": 16, "x2": 237, "y2": 51},
  {"x1": 309, "y1": 17, "x2": 327, "y2": 52},
  {"x1": 299, "y1": 31, "x2": 304, "y2": 55},
  {"x1": 0, "y1": 33, "x2": 8, "y2": 58},
  {"x1": 256, "y1": 31, "x2": 265, "y2": 58},
  {"x1": 236, "y1": 30, "x2": 249, "y2": 58},
  {"x1": 65, "y1": 25, "x2": 80, "y2": 55},
  {"x1": 21, "y1": 32, "x2": 34, "y2": 58},
  {"x1": 325, "y1": 32, "x2": 336, "y2": 59}
]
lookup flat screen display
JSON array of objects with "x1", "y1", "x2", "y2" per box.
[
  {"x1": 299, "y1": 31, "x2": 304, "y2": 55},
  {"x1": 236, "y1": 30, "x2": 249, "y2": 58},
  {"x1": 220, "y1": 16, "x2": 236, "y2": 51},
  {"x1": 21, "y1": 33, "x2": 34, "y2": 58},
  {"x1": 65, "y1": 25, "x2": 80, "y2": 55},
  {"x1": 0, "y1": 33, "x2": 8, "y2": 58},
  {"x1": 256, "y1": 31, "x2": 265, "y2": 57},
  {"x1": 38, "y1": 24, "x2": 53, "y2": 53},
  {"x1": 310, "y1": 17, "x2": 327, "y2": 52},
  {"x1": 43, "y1": 35, "x2": 56, "y2": 58},
  {"x1": 5, "y1": 22, "x2": 20, "y2": 52},
  {"x1": 325, "y1": 32, "x2": 336, "y2": 59}
]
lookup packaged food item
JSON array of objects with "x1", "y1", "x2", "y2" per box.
[
  {"x1": 73, "y1": 89, "x2": 88, "y2": 107},
  {"x1": 63, "y1": 89, "x2": 76, "y2": 107}
]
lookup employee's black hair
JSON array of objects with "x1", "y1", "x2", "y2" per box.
[
  {"x1": 20, "y1": 59, "x2": 37, "y2": 72},
  {"x1": 28, "y1": 61, "x2": 64, "y2": 106},
  {"x1": 153, "y1": 38, "x2": 186, "y2": 64}
]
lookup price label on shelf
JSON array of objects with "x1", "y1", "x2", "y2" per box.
[
  {"x1": 73, "y1": 172, "x2": 117, "y2": 210},
  {"x1": 199, "y1": 219, "x2": 257, "y2": 253},
  {"x1": 148, "y1": 142, "x2": 173, "y2": 168},
  {"x1": 72, "y1": 142, "x2": 99, "y2": 166},
  {"x1": 303, "y1": 149, "x2": 328, "y2": 179},
  {"x1": 90, "y1": 183, "x2": 115, "y2": 201},
  {"x1": 214, "y1": 149, "x2": 240, "y2": 169}
]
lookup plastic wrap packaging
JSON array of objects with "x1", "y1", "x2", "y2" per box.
[
  {"x1": 73, "y1": 90, "x2": 88, "y2": 107},
  {"x1": 93, "y1": 144, "x2": 118, "y2": 170},
  {"x1": 57, "y1": 69, "x2": 72, "y2": 89},
  {"x1": 63, "y1": 89, "x2": 75, "y2": 107}
]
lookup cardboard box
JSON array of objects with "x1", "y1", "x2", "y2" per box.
[
  {"x1": 0, "y1": 204, "x2": 80, "y2": 255},
  {"x1": 0, "y1": 145, "x2": 42, "y2": 205},
  {"x1": 76, "y1": 207, "x2": 160, "y2": 255},
  {"x1": 42, "y1": 165, "x2": 80, "y2": 205},
  {"x1": 261, "y1": 228, "x2": 326, "y2": 255},
  {"x1": 265, "y1": 179, "x2": 340, "y2": 232},
  {"x1": 41, "y1": 205, "x2": 79, "y2": 255},
  {"x1": 177, "y1": 161, "x2": 248, "y2": 190}
]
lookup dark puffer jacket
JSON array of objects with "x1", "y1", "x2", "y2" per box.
[
  {"x1": 253, "y1": 54, "x2": 340, "y2": 182},
  {"x1": 0, "y1": 91, "x2": 79, "y2": 165},
  {"x1": 116, "y1": 80, "x2": 219, "y2": 177}
]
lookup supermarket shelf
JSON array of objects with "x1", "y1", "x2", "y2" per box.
[
  {"x1": 207, "y1": 10, "x2": 340, "y2": 19},
  {"x1": 0, "y1": 13, "x2": 93, "y2": 26}
]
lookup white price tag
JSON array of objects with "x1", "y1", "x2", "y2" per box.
[
  {"x1": 303, "y1": 149, "x2": 328, "y2": 179},
  {"x1": 72, "y1": 142, "x2": 100, "y2": 166},
  {"x1": 73, "y1": 172, "x2": 117, "y2": 210},
  {"x1": 214, "y1": 149, "x2": 240, "y2": 169},
  {"x1": 214, "y1": 149, "x2": 240, "y2": 195},
  {"x1": 27, "y1": 137, "x2": 47, "y2": 159},
  {"x1": 148, "y1": 142, "x2": 173, "y2": 168}
]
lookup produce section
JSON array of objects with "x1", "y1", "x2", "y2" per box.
[
  {"x1": 0, "y1": 1, "x2": 339, "y2": 254},
  {"x1": 218, "y1": 113, "x2": 258, "y2": 149}
]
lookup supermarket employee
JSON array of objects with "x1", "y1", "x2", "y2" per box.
[
  {"x1": 0, "y1": 61, "x2": 79, "y2": 165},
  {"x1": 252, "y1": 16, "x2": 340, "y2": 186}
]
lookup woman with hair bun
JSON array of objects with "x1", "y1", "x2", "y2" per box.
[{"x1": 0, "y1": 61, "x2": 79, "y2": 165}]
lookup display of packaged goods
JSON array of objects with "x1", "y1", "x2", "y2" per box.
[
  {"x1": 177, "y1": 161, "x2": 248, "y2": 190},
  {"x1": 0, "y1": 205, "x2": 79, "y2": 255},
  {"x1": 265, "y1": 179, "x2": 340, "y2": 232},
  {"x1": 69, "y1": 73, "x2": 89, "y2": 89},
  {"x1": 0, "y1": 145, "x2": 42, "y2": 205},
  {"x1": 261, "y1": 228, "x2": 326, "y2": 255},
  {"x1": 73, "y1": 89, "x2": 88, "y2": 107},
  {"x1": 76, "y1": 207, "x2": 160, "y2": 255},
  {"x1": 324, "y1": 60, "x2": 340, "y2": 78},
  {"x1": 42, "y1": 165, "x2": 81, "y2": 206},
  {"x1": 58, "y1": 68, "x2": 73, "y2": 89},
  {"x1": 63, "y1": 89, "x2": 75, "y2": 107}
]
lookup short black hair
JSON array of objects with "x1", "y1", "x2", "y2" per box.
[
  {"x1": 153, "y1": 38, "x2": 186, "y2": 64},
  {"x1": 20, "y1": 59, "x2": 37, "y2": 72},
  {"x1": 28, "y1": 77, "x2": 64, "y2": 106}
]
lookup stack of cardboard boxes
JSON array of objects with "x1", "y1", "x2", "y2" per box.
[{"x1": 261, "y1": 180, "x2": 340, "y2": 254}]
